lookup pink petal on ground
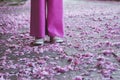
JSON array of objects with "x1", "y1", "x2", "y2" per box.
[
  {"x1": 102, "y1": 50, "x2": 114, "y2": 56},
  {"x1": 116, "y1": 56, "x2": 120, "y2": 62},
  {"x1": 37, "y1": 60, "x2": 46, "y2": 64},
  {"x1": 97, "y1": 55, "x2": 105, "y2": 61},
  {"x1": 101, "y1": 69, "x2": 111, "y2": 78},
  {"x1": 67, "y1": 65, "x2": 74, "y2": 71},
  {"x1": 41, "y1": 71, "x2": 49, "y2": 76},
  {"x1": 73, "y1": 58, "x2": 80, "y2": 66},
  {"x1": 67, "y1": 56, "x2": 73, "y2": 62},
  {"x1": 0, "y1": 76, "x2": 5, "y2": 80},
  {"x1": 73, "y1": 76, "x2": 83, "y2": 80},
  {"x1": 4, "y1": 49, "x2": 12, "y2": 54},
  {"x1": 54, "y1": 66, "x2": 67, "y2": 73},
  {"x1": 82, "y1": 53, "x2": 94, "y2": 58},
  {"x1": 112, "y1": 42, "x2": 120, "y2": 48}
]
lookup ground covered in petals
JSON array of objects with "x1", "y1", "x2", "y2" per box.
[{"x1": 0, "y1": 0, "x2": 120, "y2": 80}]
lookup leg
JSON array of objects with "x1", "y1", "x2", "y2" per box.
[
  {"x1": 47, "y1": 0, "x2": 64, "y2": 38},
  {"x1": 30, "y1": 0, "x2": 46, "y2": 38}
]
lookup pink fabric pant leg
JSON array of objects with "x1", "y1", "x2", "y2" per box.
[{"x1": 30, "y1": 0, "x2": 64, "y2": 38}]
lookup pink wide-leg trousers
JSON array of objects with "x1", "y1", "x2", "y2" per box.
[{"x1": 30, "y1": 0, "x2": 64, "y2": 38}]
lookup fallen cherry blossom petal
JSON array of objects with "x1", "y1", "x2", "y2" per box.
[
  {"x1": 102, "y1": 50, "x2": 114, "y2": 56},
  {"x1": 73, "y1": 76, "x2": 83, "y2": 80}
]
